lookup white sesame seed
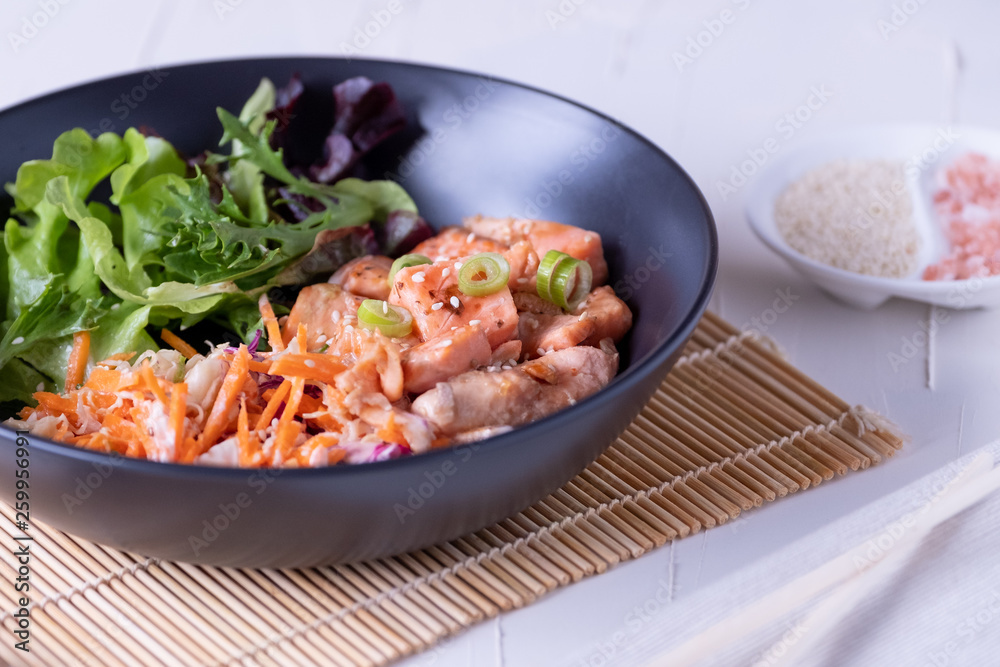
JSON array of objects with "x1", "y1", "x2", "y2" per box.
[
  {"x1": 304, "y1": 359, "x2": 316, "y2": 368},
  {"x1": 110, "y1": 303, "x2": 120, "y2": 310},
  {"x1": 466, "y1": 232, "x2": 476, "y2": 243},
  {"x1": 331, "y1": 310, "x2": 341, "y2": 323},
  {"x1": 469, "y1": 319, "x2": 481, "y2": 325},
  {"x1": 36, "y1": 382, "x2": 44, "y2": 392},
  {"x1": 442, "y1": 340, "x2": 453, "y2": 347},
  {"x1": 441, "y1": 268, "x2": 450, "y2": 278},
  {"x1": 569, "y1": 398, "x2": 578, "y2": 405},
  {"x1": 584, "y1": 233, "x2": 595, "y2": 243},
  {"x1": 431, "y1": 302, "x2": 444, "y2": 311},
  {"x1": 435, "y1": 255, "x2": 448, "y2": 262},
  {"x1": 11, "y1": 336, "x2": 24, "y2": 346},
  {"x1": 412, "y1": 271, "x2": 426, "y2": 283},
  {"x1": 316, "y1": 334, "x2": 327, "y2": 343},
  {"x1": 517, "y1": 277, "x2": 529, "y2": 284},
  {"x1": 344, "y1": 325, "x2": 354, "y2": 333},
  {"x1": 578, "y1": 313, "x2": 587, "y2": 321},
  {"x1": 454, "y1": 261, "x2": 463, "y2": 270},
  {"x1": 537, "y1": 348, "x2": 545, "y2": 356},
  {"x1": 451, "y1": 326, "x2": 457, "y2": 331},
  {"x1": 449, "y1": 296, "x2": 460, "y2": 308},
  {"x1": 382, "y1": 301, "x2": 389, "y2": 314}
]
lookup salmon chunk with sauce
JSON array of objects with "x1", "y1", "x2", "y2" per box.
[
  {"x1": 329, "y1": 255, "x2": 393, "y2": 300},
  {"x1": 573, "y1": 286, "x2": 632, "y2": 346},
  {"x1": 283, "y1": 283, "x2": 365, "y2": 350},
  {"x1": 411, "y1": 227, "x2": 508, "y2": 260},
  {"x1": 401, "y1": 324, "x2": 492, "y2": 394},
  {"x1": 389, "y1": 261, "x2": 518, "y2": 349},
  {"x1": 411, "y1": 345, "x2": 618, "y2": 435},
  {"x1": 412, "y1": 227, "x2": 539, "y2": 289},
  {"x1": 462, "y1": 215, "x2": 609, "y2": 285}
]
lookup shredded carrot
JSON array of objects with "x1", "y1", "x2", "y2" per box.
[
  {"x1": 296, "y1": 323, "x2": 308, "y2": 354},
  {"x1": 248, "y1": 359, "x2": 272, "y2": 374},
  {"x1": 84, "y1": 367, "x2": 125, "y2": 393},
  {"x1": 377, "y1": 413, "x2": 407, "y2": 445},
  {"x1": 274, "y1": 377, "x2": 305, "y2": 457},
  {"x1": 139, "y1": 361, "x2": 169, "y2": 406},
  {"x1": 101, "y1": 352, "x2": 136, "y2": 363},
  {"x1": 34, "y1": 392, "x2": 77, "y2": 418},
  {"x1": 293, "y1": 432, "x2": 340, "y2": 466},
  {"x1": 269, "y1": 354, "x2": 347, "y2": 386},
  {"x1": 197, "y1": 345, "x2": 251, "y2": 457},
  {"x1": 258, "y1": 294, "x2": 285, "y2": 353},
  {"x1": 65, "y1": 331, "x2": 90, "y2": 391},
  {"x1": 160, "y1": 329, "x2": 199, "y2": 359},
  {"x1": 236, "y1": 397, "x2": 257, "y2": 467},
  {"x1": 169, "y1": 382, "x2": 188, "y2": 459},
  {"x1": 255, "y1": 379, "x2": 291, "y2": 431}
]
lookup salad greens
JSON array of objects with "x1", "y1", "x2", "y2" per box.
[{"x1": 0, "y1": 77, "x2": 417, "y2": 406}]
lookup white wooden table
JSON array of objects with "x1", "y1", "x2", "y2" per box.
[{"x1": 2, "y1": 1, "x2": 997, "y2": 665}]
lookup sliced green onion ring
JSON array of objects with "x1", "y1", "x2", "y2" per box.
[
  {"x1": 457, "y1": 252, "x2": 510, "y2": 296},
  {"x1": 536, "y1": 250, "x2": 593, "y2": 311},
  {"x1": 387, "y1": 254, "x2": 432, "y2": 286},
  {"x1": 357, "y1": 299, "x2": 414, "y2": 338}
]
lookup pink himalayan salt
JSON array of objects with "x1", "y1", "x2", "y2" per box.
[{"x1": 924, "y1": 152, "x2": 1000, "y2": 281}]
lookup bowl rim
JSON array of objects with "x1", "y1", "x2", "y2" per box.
[
  {"x1": 0, "y1": 55, "x2": 718, "y2": 478},
  {"x1": 745, "y1": 122, "x2": 1000, "y2": 296}
]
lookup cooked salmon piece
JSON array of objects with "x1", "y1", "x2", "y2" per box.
[
  {"x1": 329, "y1": 255, "x2": 393, "y2": 300},
  {"x1": 401, "y1": 325, "x2": 492, "y2": 394},
  {"x1": 412, "y1": 227, "x2": 538, "y2": 290},
  {"x1": 513, "y1": 291, "x2": 564, "y2": 316},
  {"x1": 411, "y1": 226, "x2": 508, "y2": 260},
  {"x1": 518, "y1": 312, "x2": 595, "y2": 359},
  {"x1": 284, "y1": 283, "x2": 365, "y2": 349},
  {"x1": 389, "y1": 261, "x2": 518, "y2": 349},
  {"x1": 411, "y1": 345, "x2": 618, "y2": 435},
  {"x1": 490, "y1": 340, "x2": 522, "y2": 366},
  {"x1": 573, "y1": 286, "x2": 632, "y2": 346},
  {"x1": 462, "y1": 215, "x2": 609, "y2": 285},
  {"x1": 333, "y1": 327, "x2": 404, "y2": 403}
]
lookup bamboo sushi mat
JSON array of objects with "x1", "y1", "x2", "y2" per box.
[{"x1": 0, "y1": 311, "x2": 905, "y2": 667}]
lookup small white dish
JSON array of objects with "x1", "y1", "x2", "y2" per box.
[{"x1": 745, "y1": 124, "x2": 1000, "y2": 310}]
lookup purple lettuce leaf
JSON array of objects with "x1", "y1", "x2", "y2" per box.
[
  {"x1": 310, "y1": 77, "x2": 406, "y2": 184},
  {"x1": 380, "y1": 209, "x2": 435, "y2": 257}
]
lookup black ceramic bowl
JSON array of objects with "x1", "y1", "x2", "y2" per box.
[{"x1": 0, "y1": 57, "x2": 715, "y2": 567}]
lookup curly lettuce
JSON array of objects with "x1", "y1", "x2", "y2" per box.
[{"x1": 0, "y1": 77, "x2": 418, "y2": 407}]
